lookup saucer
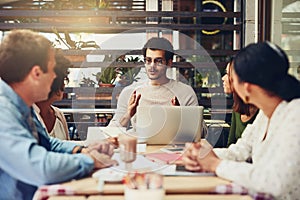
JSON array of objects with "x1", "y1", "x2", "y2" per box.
[{"x1": 92, "y1": 168, "x2": 124, "y2": 183}]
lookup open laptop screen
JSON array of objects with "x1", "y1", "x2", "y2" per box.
[{"x1": 135, "y1": 106, "x2": 204, "y2": 145}]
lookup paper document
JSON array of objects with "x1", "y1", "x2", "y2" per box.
[
  {"x1": 110, "y1": 153, "x2": 161, "y2": 173},
  {"x1": 85, "y1": 126, "x2": 126, "y2": 145},
  {"x1": 101, "y1": 153, "x2": 215, "y2": 176}
]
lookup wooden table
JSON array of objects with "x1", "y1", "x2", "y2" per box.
[
  {"x1": 60, "y1": 176, "x2": 230, "y2": 195},
  {"x1": 44, "y1": 145, "x2": 252, "y2": 199},
  {"x1": 49, "y1": 194, "x2": 253, "y2": 200}
]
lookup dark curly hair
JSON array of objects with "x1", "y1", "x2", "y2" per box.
[{"x1": 48, "y1": 49, "x2": 72, "y2": 98}]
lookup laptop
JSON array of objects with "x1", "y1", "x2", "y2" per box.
[{"x1": 135, "y1": 106, "x2": 204, "y2": 145}]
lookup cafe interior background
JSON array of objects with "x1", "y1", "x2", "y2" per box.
[{"x1": 0, "y1": 0, "x2": 299, "y2": 146}]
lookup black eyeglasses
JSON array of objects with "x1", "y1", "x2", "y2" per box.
[{"x1": 144, "y1": 57, "x2": 165, "y2": 66}]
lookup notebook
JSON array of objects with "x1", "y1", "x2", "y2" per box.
[
  {"x1": 135, "y1": 106, "x2": 204, "y2": 145},
  {"x1": 85, "y1": 126, "x2": 126, "y2": 145}
]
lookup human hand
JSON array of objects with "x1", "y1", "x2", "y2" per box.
[
  {"x1": 87, "y1": 149, "x2": 118, "y2": 169},
  {"x1": 120, "y1": 90, "x2": 141, "y2": 127},
  {"x1": 195, "y1": 141, "x2": 220, "y2": 173},
  {"x1": 182, "y1": 142, "x2": 202, "y2": 171},
  {"x1": 127, "y1": 90, "x2": 141, "y2": 117},
  {"x1": 85, "y1": 140, "x2": 115, "y2": 157},
  {"x1": 171, "y1": 96, "x2": 180, "y2": 106},
  {"x1": 106, "y1": 137, "x2": 119, "y2": 148},
  {"x1": 182, "y1": 140, "x2": 217, "y2": 172}
]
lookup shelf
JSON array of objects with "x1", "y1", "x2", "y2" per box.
[
  {"x1": 60, "y1": 108, "x2": 115, "y2": 114},
  {"x1": 0, "y1": 1, "x2": 240, "y2": 113},
  {"x1": 0, "y1": 9, "x2": 241, "y2": 33},
  {"x1": 53, "y1": 99, "x2": 115, "y2": 108},
  {"x1": 53, "y1": 86, "x2": 233, "y2": 109}
]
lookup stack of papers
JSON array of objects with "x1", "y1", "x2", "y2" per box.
[{"x1": 92, "y1": 152, "x2": 214, "y2": 177}]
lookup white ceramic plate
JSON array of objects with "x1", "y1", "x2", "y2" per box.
[{"x1": 92, "y1": 168, "x2": 124, "y2": 182}]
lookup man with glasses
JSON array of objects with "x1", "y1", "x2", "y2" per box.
[{"x1": 109, "y1": 37, "x2": 199, "y2": 128}]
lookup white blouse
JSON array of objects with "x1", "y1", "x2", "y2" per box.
[
  {"x1": 214, "y1": 99, "x2": 300, "y2": 200},
  {"x1": 33, "y1": 104, "x2": 70, "y2": 140}
]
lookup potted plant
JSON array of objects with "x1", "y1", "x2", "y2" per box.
[
  {"x1": 41, "y1": 0, "x2": 109, "y2": 10},
  {"x1": 194, "y1": 72, "x2": 203, "y2": 88},
  {"x1": 117, "y1": 56, "x2": 142, "y2": 86},
  {"x1": 79, "y1": 75, "x2": 96, "y2": 87},
  {"x1": 93, "y1": 67, "x2": 117, "y2": 87}
]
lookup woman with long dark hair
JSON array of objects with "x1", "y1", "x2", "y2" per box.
[
  {"x1": 222, "y1": 59, "x2": 258, "y2": 146},
  {"x1": 182, "y1": 41, "x2": 300, "y2": 199}
]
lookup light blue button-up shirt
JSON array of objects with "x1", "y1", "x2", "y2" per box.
[{"x1": 0, "y1": 80, "x2": 94, "y2": 200}]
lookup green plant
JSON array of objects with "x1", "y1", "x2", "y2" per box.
[
  {"x1": 80, "y1": 75, "x2": 96, "y2": 87},
  {"x1": 93, "y1": 67, "x2": 117, "y2": 84},
  {"x1": 41, "y1": 0, "x2": 108, "y2": 10},
  {"x1": 52, "y1": 28, "x2": 100, "y2": 50},
  {"x1": 118, "y1": 56, "x2": 142, "y2": 85},
  {"x1": 194, "y1": 72, "x2": 203, "y2": 88}
]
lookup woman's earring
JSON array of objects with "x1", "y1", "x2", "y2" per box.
[{"x1": 245, "y1": 95, "x2": 250, "y2": 104}]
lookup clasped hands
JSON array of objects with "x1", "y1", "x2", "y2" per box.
[
  {"x1": 182, "y1": 140, "x2": 221, "y2": 173},
  {"x1": 81, "y1": 141, "x2": 118, "y2": 169}
]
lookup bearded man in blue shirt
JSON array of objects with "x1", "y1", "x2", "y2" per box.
[{"x1": 0, "y1": 29, "x2": 117, "y2": 199}]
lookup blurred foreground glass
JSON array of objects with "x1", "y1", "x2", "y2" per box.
[
  {"x1": 123, "y1": 173, "x2": 164, "y2": 200},
  {"x1": 118, "y1": 134, "x2": 137, "y2": 171}
]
